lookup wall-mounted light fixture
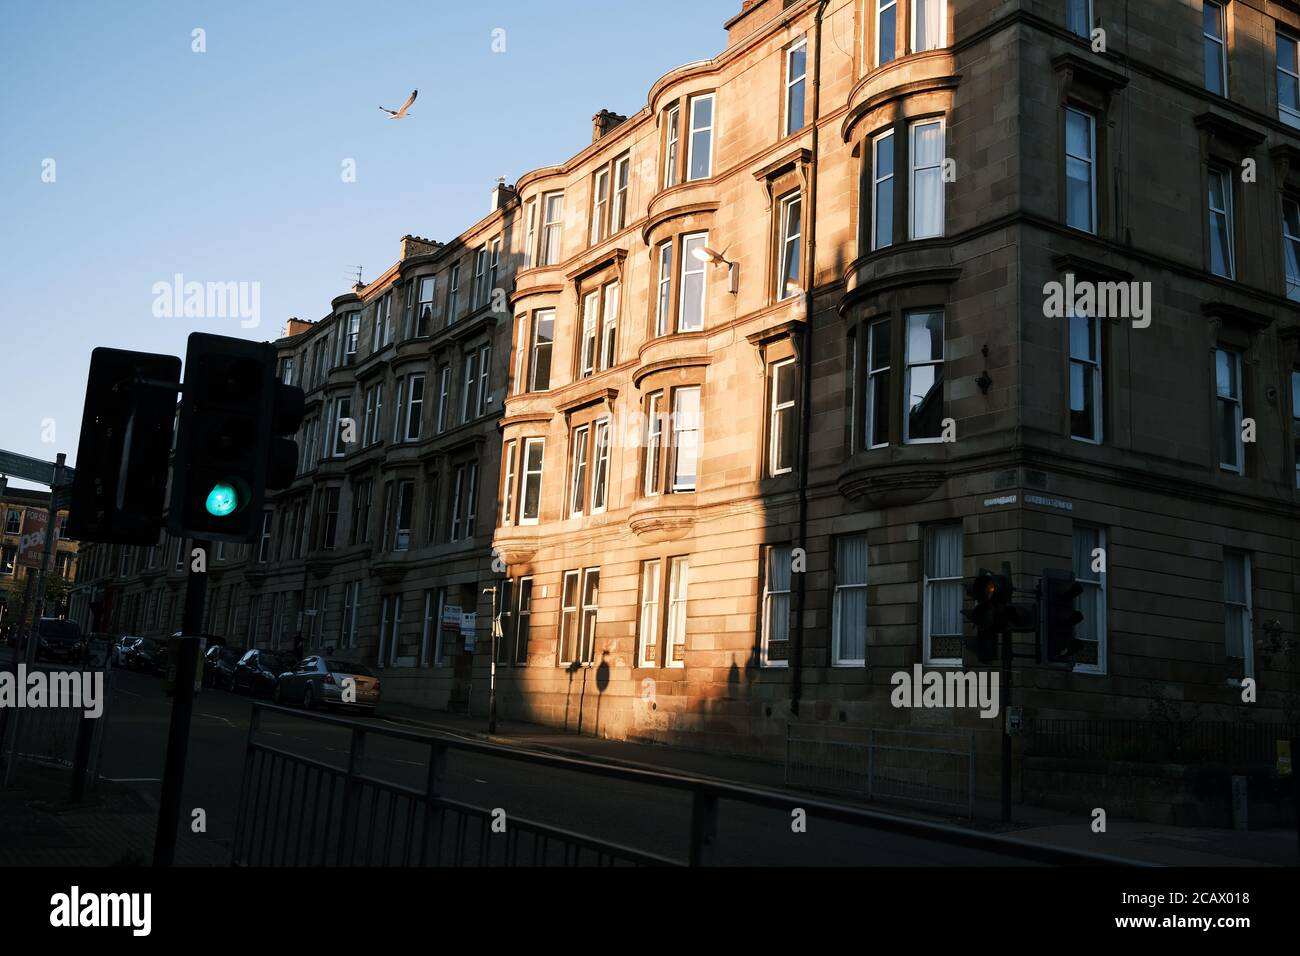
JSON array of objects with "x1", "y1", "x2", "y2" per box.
[{"x1": 692, "y1": 245, "x2": 739, "y2": 295}]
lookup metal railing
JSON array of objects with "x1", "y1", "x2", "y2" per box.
[
  {"x1": 0, "y1": 656, "x2": 110, "y2": 789},
  {"x1": 1027, "y1": 718, "x2": 1297, "y2": 767},
  {"x1": 233, "y1": 703, "x2": 1145, "y2": 867},
  {"x1": 785, "y1": 724, "x2": 975, "y2": 817}
]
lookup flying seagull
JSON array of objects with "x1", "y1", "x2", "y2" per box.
[{"x1": 380, "y1": 89, "x2": 417, "y2": 119}]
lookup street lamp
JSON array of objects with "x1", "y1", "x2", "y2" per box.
[{"x1": 691, "y1": 245, "x2": 739, "y2": 294}]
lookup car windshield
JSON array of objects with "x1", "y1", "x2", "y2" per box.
[
  {"x1": 327, "y1": 661, "x2": 373, "y2": 677},
  {"x1": 265, "y1": 653, "x2": 296, "y2": 670},
  {"x1": 39, "y1": 620, "x2": 80, "y2": 640}
]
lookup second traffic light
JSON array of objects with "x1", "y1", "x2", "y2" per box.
[
  {"x1": 1042, "y1": 568, "x2": 1086, "y2": 663},
  {"x1": 962, "y1": 570, "x2": 1011, "y2": 663},
  {"x1": 169, "y1": 333, "x2": 305, "y2": 543}
]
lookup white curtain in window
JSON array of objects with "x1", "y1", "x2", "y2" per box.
[
  {"x1": 1072, "y1": 527, "x2": 1101, "y2": 644},
  {"x1": 1223, "y1": 553, "x2": 1247, "y2": 658},
  {"x1": 926, "y1": 525, "x2": 961, "y2": 635},
  {"x1": 912, "y1": 122, "x2": 944, "y2": 238},
  {"x1": 768, "y1": 546, "x2": 792, "y2": 645},
  {"x1": 914, "y1": 0, "x2": 944, "y2": 52},
  {"x1": 834, "y1": 536, "x2": 868, "y2": 662}
]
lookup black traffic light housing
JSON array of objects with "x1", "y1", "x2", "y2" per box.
[
  {"x1": 168, "y1": 333, "x2": 305, "y2": 543},
  {"x1": 962, "y1": 569, "x2": 1012, "y2": 663},
  {"x1": 66, "y1": 348, "x2": 182, "y2": 544},
  {"x1": 1042, "y1": 567, "x2": 1086, "y2": 663}
]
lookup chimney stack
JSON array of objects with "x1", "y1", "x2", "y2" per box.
[
  {"x1": 490, "y1": 178, "x2": 516, "y2": 214},
  {"x1": 592, "y1": 109, "x2": 628, "y2": 142}
]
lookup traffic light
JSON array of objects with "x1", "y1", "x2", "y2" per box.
[
  {"x1": 1042, "y1": 568, "x2": 1086, "y2": 663},
  {"x1": 962, "y1": 569, "x2": 1012, "y2": 663},
  {"x1": 66, "y1": 348, "x2": 182, "y2": 544},
  {"x1": 168, "y1": 333, "x2": 305, "y2": 543}
]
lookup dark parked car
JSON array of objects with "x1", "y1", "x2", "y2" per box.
[
  {"x1": 229, "y1": 649, "x2": 296, "y2": 698},
  {"x1": 35, "y1": 618, "x2": 84, "y2": 664},
  {"x1": 274, "y1": 657, "x2": 381, "y2": 713},
  {"x1": 203, "y1": 644, "x2": 246, "y2": 689},
  {"x1": 111, "y1": 636, "x2": 142, "y2": 667},
  {"x1": 125, "y1": 638, "x2": 165, "y2": 674}
]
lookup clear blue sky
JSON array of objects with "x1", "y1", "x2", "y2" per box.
[{"x1": 0, "y1": 0, "x2": 735, "y2": 489}]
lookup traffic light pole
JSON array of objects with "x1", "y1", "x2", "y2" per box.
[
  {"x1": 152, "y1": 537, "x2": 208, "y2": 867},
  {"x1": 1000, "y1": 627, "x2": 1012, "y2": 824}
]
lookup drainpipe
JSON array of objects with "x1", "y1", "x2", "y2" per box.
[{"x1": 790, "y1": 0, "x2": 830, "y2": 717}]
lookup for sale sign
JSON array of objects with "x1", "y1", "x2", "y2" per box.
[{"x1": 17, "y1": 509, "x2": 47, "y2": 568}]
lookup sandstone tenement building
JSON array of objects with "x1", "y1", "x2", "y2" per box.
[{"x1": 72, "y1": 0, "x2": 1300, "y2": 806}]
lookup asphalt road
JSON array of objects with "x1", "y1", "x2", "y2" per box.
[{"x1": 84, "y1": 664, "x2": 1050, "y2": 866}]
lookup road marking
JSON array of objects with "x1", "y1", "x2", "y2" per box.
[
  {"x1": 196, "y1": 713, "x2": 236, "y2": 727},
  {"x1": 101, "y1": 776, "x2": 162, "y2": 783},
  {"x1": 116, "y1": 689, "x2": 142, "y2": 698}
]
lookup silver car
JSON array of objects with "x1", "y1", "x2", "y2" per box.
[{"x1": 273, "y1": 656, "x2": 380, "y2": 713}]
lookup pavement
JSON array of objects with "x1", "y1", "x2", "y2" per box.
[{"x1": 0, "y1": 652, "x2": 1296, "y2": 866}]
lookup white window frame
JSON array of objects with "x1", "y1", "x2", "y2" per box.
[
  {"x1": 644, "y1": 392, "x2": 664, "y2": 498},
  {"x1": 591, "y1": 167, "x2": 610, "y2": 245},
  {"x1": 1279, "y1": 32, "x2": 1300, "y2": 128},
  {"x1": 1204, "y1": 0, "x2": 1228, "y2": 96},
  {"x1": 1284, "y1": 197, "x2": 1300, "y2": 301},
  {"x1": 476, "y1": 344, "x2": 491, "y2": 417},
  {"x1": 655, "y1": 240, "x2": 674, "y2": 337},
  {"x1": 600, "y1": 281, "x2": 619, "y2": 370},
  {"x1": 777, "y1": 191, "x2": 802, "y2": 300},
  {"x1": 580, "y1": 290, "x2": 600, "y2": 378},
  {"x1": 612, "y1": 156, "x2": 630, "y2": 233},
  {"x1": 524, "y1": 198, "x2": 538, "y2": 268},
  {"x1": 832, "y1": 534, "x2": 869, "y2": 666},
  {"x1": 922, "y1": 524, "x2": 963, "y2": 667},
  {"x1": 871, "y1": 128, "x2": 894, "y2": 250},
  {"x1": 472, "y1": 246, "x2": 488, "y2": 310},
  {"x1": 686, "y1": 93, "x2": 715, "y2": 182},
  {"x1": 665, "y1": 556, "x2": 689, "y2": 669},
  {"x1": 502, "y1": 440, "x2": 518, "y2": 527},
  {"x1": 1209, "y1": 167, "x2": 1235, "y2": 279},
  {"x1": 637, "y1": 559, "x2": 662, "y2": 668},
  {"x1": 671, "y1": 386, "x2": 701, "y2": 493},
  {"x1": 520, "y1": 437, "x2": 545, "y2": 526},
  {"x1": 1064, "y1": 107, "x2": 1097, "y2": 234},
  {"x1": 529, "y1": 309, "x2": 555, "y2": 392},
  {"x1": 1216, "y1": 347, "x2": 1244, "y2": 473},
  {"x1": 760, "y1": 544, "x2": 792, "y2": 668},
  {"x1": 664, "y1": 105, "x2": 681, "y2": 189},
  {"x1": 911, "y1": 0, "x2": 947, "y2": 53},
  {"x1": 784, "y1": 37, "x2": 807, "y2": 136},
  {"x1": 569, "y1": 424, "x2": 590, "y2": 518},
  {"x1": 769, "y1": 359, "x2": 797, "y2": 476},
  {"x1": 541, "y1": 192, "x2": 564, "y2": 266},
  {"x1": 903, "y1": 309, "x2": 945, "y2": 445},
  {"x1": 447, "y1": 264, "x2": 461, "y2": 321},
  {"x1": 437, "y1": 365, "x2": 451, "y2": 434},
  {"x1": 876, "y1": 0, "x2": 898, "y2": 67},
  {"x1": 1067, "y1": 0, "x2": 1092, "y2": 39},
  {"x1": 591, "y1": 418, "x2": 611, "y2": 514},
  {"x1": 1071, "y1": 525, "x2": 1108, "y2": 676},
  {"x1": 908, "y1": 118, "x2": 945, "y2": 240},
  {"x1": 416, "y1": 277, "x2": 436, "y2": 336},
  {"x1": 1223, "y1": 550, "x2": 1254, "y2": 682},
  {"x1": 1069, "y1": 310, "x2": 1103, "y2": 444},
  {"x1": 678, "y1": 232, "x2": 708, "y2": 333},
  {"x1": 866, "y1": 317, "x2": 890, "y2": 449},
  {"x1": 1293, "y1": 370, "x2": 1300, "y2": 488},
  {"x1": 405, "y1": 373, "x2": 424, "y2": 442}
]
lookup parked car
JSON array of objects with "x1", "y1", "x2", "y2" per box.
[
  {"x1": 125, "y1": 637, "x2": 165, "y2": 674},
  {"x1": 34, "y1": 618, "x2": 83, "y2": 664},
  {"x1": 273, "y1": 657, "x2": 381, "y2": 713},
  {"x1": 111, "y1": 636, "x2": 142, "y2": 667},
  {"x1": 203, "y1": 644, "x2": 246, "y2": 689},
  {"x1": 229, "y1": 649, "x2": 296, "y2": 698}
]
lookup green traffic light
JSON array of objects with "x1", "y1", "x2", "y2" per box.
[{"x1": 205, "y1": 481, "x2": 240, "y2": 517}]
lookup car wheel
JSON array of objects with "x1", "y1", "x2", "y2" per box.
[{"x1": 303, "y1": 685, "x2": 314, "y2": 711}]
